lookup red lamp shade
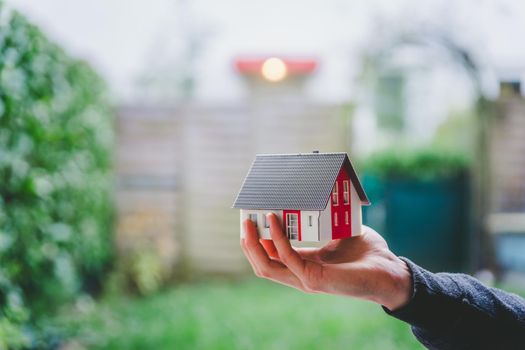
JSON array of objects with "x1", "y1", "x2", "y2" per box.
[{"x1": 234, "y1": 56, "x2": 318, "y2": 79}]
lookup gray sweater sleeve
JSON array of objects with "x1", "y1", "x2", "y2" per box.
[{"x1": 383, "y1": 258, "x2": 525, "y2": 349}]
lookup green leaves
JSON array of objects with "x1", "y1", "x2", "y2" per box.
[
  {"x1": 361, "y1": 147, "x2": 470, "y2": 181},
  {"x1": 0, "y1": 5, "x2": 113, "y2": 348}
]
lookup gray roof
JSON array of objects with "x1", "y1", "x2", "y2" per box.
[{"x1": 232, "y1": 152, "x2": 369, "y2": 210}]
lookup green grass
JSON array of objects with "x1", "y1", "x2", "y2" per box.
[{"x1": 51, "y1": 278, "x2": 423, "y2": 350}]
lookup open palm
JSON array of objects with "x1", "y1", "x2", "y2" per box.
[{"x1": 241, "y1": 213, "x2": 411, "y2": 310}]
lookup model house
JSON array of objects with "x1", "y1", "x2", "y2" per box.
[{"x1": 233, "y1": 152, "x2": 370, "y2": 241}]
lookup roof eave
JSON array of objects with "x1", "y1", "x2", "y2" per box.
[{"x1": 342, "y1": 155, "x2": 370, "y2": 205}]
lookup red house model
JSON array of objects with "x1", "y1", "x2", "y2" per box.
[{"x1": 233, "y1": 152, "x2": 370, "y2": 241}]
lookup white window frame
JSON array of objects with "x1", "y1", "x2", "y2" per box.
[
  {"x1": 345, "y1": 211, "x2": 349, "y2": 225},
  {"x1": 334, "y1": 212, "x2": 338, "y2": 227},
  {"x1": 286, "y1": 213, "x2": 298, "y2": 240},
  {"x1": 332, "y1": 183, "x2": 339, "y2": 206},
  {"x1": 343, "y1": 180, "x2": 350, "y2": 205},
  {"x1": 263, "y1": 214, "x2": 270, "y2": 228},
  {"x1": 248, "y1": 213, "x2": 258, "y2": 227}
]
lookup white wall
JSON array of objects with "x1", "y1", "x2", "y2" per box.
[
  {"x1": 319, "y1": 204, "x2": 333, "y2": 241},
  {"x1": 240, "y1": 209, "x2": 324, "y2": 242},
  {"x1": 351, "y1": 185, "x2": 363, "y2": 236},
  {"x1": 240, "y1": 209, "x2": 282, "y2": 240},
  {"x1": 300, "y1": 211, "x2": 320, "y2": 241}
]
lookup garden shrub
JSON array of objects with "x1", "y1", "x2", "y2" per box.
[
  {"x1": 0, "y1": 6, "x2": 113, "y2": 348},
  {"x1": 361, "y1": 147, "x2": 469, "y2": 181}
]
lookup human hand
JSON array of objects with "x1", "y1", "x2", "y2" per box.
[{"x1": 240, "y1": 213, "x2": 412, "y2": 311}]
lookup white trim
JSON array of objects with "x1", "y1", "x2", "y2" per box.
[
  {"x1": 343, "y1": 180, "x2": 350, "y2": 204},
  {"x1": 286, "y1": 213, "x2": 299, "y2": 240},
  {"x1": 332, "y1": 182, "x2": 339, "y2": 206}
]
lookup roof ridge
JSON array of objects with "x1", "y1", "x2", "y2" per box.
[{"x1": 256, "y1": 152, "x2": 347, "y2": 156}]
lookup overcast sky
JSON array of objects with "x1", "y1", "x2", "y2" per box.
[{"x1": 7, "y1": 0, "x2": 525, "y2": 103}]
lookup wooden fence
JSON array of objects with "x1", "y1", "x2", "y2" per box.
[{"x1": 115, "y1": 102, "x2": 350, "y2": 275}]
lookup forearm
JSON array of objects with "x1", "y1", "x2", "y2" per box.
[{"x1": 384, "y1": 258, "x2": 525, "y2": 349}]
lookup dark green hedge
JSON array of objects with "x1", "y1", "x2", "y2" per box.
[
  {"x1": 0, "y1": 8, "x2": 113, "y2": 348},
  {"x1": 361, "y1": 147, "x2": 469, "y2": 181}
]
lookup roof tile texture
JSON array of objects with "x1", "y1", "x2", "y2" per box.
[{"x1": 233, "y1": 152, "x2": 368, "y2": 210}]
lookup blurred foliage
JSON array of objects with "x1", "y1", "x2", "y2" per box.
[
  {"x1": 112, "y1": 249, "x2": 170, "y2": 298},
  {"x1": 130, "y1": 250, "x2": 164, "y2": 296},
  {"x1": 0, "y1": 6, "x2": 113, "y2": 348},
  {"x1": 361, "y1": 147, "x2": 469, "y2": 181},
  {"x1": 109, "y1": 248, "x2": 165, "y2": 297}
]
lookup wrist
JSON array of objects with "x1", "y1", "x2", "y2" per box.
[{"x1": 378, "y1": 255, "x2": 413, "y2": 311}]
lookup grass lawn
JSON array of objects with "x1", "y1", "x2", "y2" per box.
[{"x1": 51, "y1": 278, "x2": 423, "y2": 350}]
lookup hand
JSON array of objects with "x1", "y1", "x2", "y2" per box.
[{"x1": 240, "y1": 213, "x2": 412, "y2": 311}]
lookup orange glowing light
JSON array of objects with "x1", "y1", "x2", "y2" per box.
[{"x1": 261, "y1": 57, "x2": 288, "y2": 82}]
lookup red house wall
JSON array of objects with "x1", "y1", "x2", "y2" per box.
[{"x1": 330, "y1": 167, "x2": 352, "y2": 239}]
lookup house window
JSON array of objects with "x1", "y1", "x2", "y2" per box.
[
  {"x1": 334, "y1": 213, "x2": 338, "y2": 227},
  {"x1": 286, "y1": 213, "x2": 298, "y2": 240},
  {"x1": 332, "y1": 183, "x2": 339, "y2": 206},
  {"x1": 345, "y1": 211, "x2": 349, "y2": 225},
  {"x1": 248, "y1": 213, "x2": 257, "y2": 227},
  {"x1": 263, "y1": 214, "x2": 270, "y2": 228},
  {"x1": 343, "y1": 180, "x2": 350, "y2": 204},
  {"x1": 308, "y1": 215, "x2": 313, "y2": 227}
]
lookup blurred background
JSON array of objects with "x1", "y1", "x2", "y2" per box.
[{"x1": 1, "y1": 0, "x2": 525, "y2": 348}]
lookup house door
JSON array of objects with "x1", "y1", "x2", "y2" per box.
[{"x1": 284, "y1": 210, "x2": 301, "y2": 241}]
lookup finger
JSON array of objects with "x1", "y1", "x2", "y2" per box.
[
  {"x1": 244, "y1": 219, "x2": 273, "y2": 267},
  {"x1": 241, "y1": 237, "x2": 260, "y2": 276},
  {"x1": 267, "y1": 213, "x2": 324, "y2": 292},
  {"x1": 244, "y1": 220, "x2": 305, "y2": 290},
  {"x1": 240, "y1": 220, "x2": 262, "y2": 275},
  {"x1": 267, "y1": 213, "x2": 305, "y2": 273},
  {"x1": 260, "y1": 239, "x2": 280, "y2": 260},
  {"x1": 242, "y1": 220, "x2": 268, "y2": 277}
]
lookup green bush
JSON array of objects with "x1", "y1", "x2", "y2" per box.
[
  {"x1": 0, "y1": 7, "x2": 113, "y2": 348},
  {"x1": 361, "y1": 147, "x2": 469, "y2": 181}
]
